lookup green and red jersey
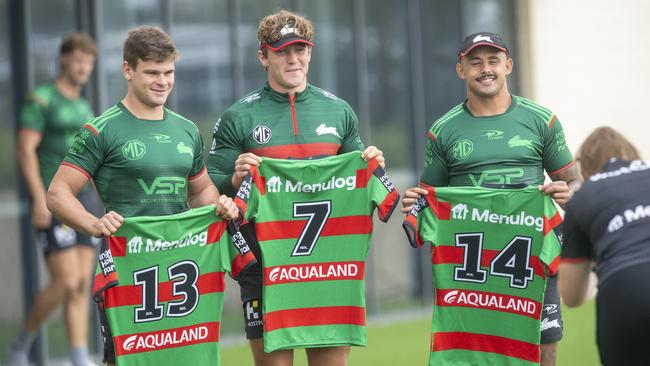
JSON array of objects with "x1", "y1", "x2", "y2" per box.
[
  {"x1": 62, "y1": 103, "x2": 206, "y2": 217},
  {"x1": 20, "y1": 83, "x2": 94, "y2": 188},
  {"x1": 403, "y1": 186, "x2": 562, "y2": 366},
  {"x1": 234, "y1": 152, "x2": 399, "y2": 352},
  {"x1": 207, "y1": 83, "x2": 364, "y2": 196},
  {"x1": 420, "y1": 96, "x2": 575, "y2": 187},
  {"x1": 93, "y1": 205, "x2": 256, "y2": 365}
]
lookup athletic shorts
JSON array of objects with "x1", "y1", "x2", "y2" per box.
[
  {"x1": 596, "y1": 263, "x2": 650, "y2": 366},
  {"x1": 237, "y1": 223, "x2": 265, "y2": 339},
  {"x1": 36, "y1": 189, "x2": 103, "y2": 256},
  {"x1": 540, "y1": 274, "x2": 563, "y2": 344}
]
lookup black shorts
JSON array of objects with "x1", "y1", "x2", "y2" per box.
[
  {"x1": 596, "y1": 263, "x2": 650, "y2": 366},
  {"x1": 37, "y1": 189, "x2": 103, "y2": 256},
  {"x1": 540, "y1": 274, "x2": 563, "y2": 344},
  {"x1": 238, "y1": 223, "x2": 265, "y2": 339}
]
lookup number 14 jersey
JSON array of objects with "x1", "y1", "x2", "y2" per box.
[
  {"x1": 403, "y1": 186, "x2": 562, "y2": 366},
  {"x1": 235, "y1": 152, "x2": 400, "y2": 352}
]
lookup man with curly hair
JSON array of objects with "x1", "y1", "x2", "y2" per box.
[{"x1": 208, "y1": 9, "x2": 383, "y2": 366}]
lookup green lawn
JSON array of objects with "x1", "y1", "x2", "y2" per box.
[
  {"x1": 221, "y1": 300, "x2": 600, "y2": 366},
  {"x1": 0, "y1": 300, "x2": 600, "y2": 365}
]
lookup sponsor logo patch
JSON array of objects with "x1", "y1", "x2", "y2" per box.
[
  {"x1": 439, "y1": 288, "x2": 540, "y2": 319},
  {"x1": 266, "y1": 262, "x2": 364, "y2": 285},
  {"x1": 122, "y1": 139, "x2": 147, "y2": 160},
  {"x1": 452, "y1": 139, "x2": 474, "y2": 160},
  {"x1": 252, "y1": 125, "x2": 272, "y2": 144},
  {"x1": 315, "y1": 123, "x2": 341, "y2": 138}
]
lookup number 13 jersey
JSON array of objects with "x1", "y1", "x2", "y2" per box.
[
  {"x1": 234, "y1": 152, "x2": 400, "y2": 352},
  {"x1": 403, "y1": 186, "x2": 562, "y2": 366}
]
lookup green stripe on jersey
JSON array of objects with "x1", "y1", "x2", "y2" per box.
[
  {"x1": 403, "y1": 186, "x2": 562, "y2": 366},
  {"x1": 431, "y1": 103, "x2": 463, "y2": 136},
  {"x1": 236, "y1": 152, "x2": 399, "y2": 352}
]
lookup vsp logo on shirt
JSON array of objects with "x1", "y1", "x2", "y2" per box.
[
  {"x1": 138, "y1": 177, "x2": 186, "y2": 195},
  {"x1": 266, "y1": 175, "x2": 356, "y2": 193},
  {"x1": 451, "y1": 202, "x2": 544, "y2": 232}
]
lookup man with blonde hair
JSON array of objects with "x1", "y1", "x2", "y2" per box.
[{"x1": 208, "y1": 9, "x2": 384, "y2": 366}]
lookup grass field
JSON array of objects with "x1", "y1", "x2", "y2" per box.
[
  {"x1": 0, "y1": 301, "x2": 599, "y2": 365},
  {"x1": 221, "y1": 300, "x2": 600, "y2": 366}
]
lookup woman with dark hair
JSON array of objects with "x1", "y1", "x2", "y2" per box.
[{"x1": 559, "y1": 126, "x2": 650, "y2": 366}]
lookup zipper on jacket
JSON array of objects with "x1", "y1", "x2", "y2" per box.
[{"x1": 289, "y1": 94, "x2": 298, "y2": 135}]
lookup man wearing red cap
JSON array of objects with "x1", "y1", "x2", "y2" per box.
[
  {"x1": 207, "y1": 9, "x2": 383, "y2": 366},
  {"x1": 401, "y1": 32, "x2": 582, "y2": 366}
]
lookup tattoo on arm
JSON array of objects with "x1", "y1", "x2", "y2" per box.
[{"x1": 550, "y1": 164, "x2": 583, "y2": 191}]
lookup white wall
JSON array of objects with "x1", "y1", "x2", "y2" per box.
[{"x1": 527, "y1": 0, "x2": 650, "y2": 159}]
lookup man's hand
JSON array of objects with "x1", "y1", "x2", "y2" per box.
[
  {"x1": 539, "y1": 181, "x2": 571, "y2": 210},
  {"x1": 31, "y1": 199, "x2": 52, "y2": 229},
  {"x1": 231, "y1": 153, "x2": 262, "y2": 190},
  {"x1": 215, "y1": 194, "x2": 239, "y2": 221},
  {"x1": 91, "y1": 211, "x2": 124, "y2": 238},
  {"x1": 361, "y1": 146, "x2": 385, "y2": 168},
  {"x1": 401, "y1": 187, "x2": 428, "y2": 213}
]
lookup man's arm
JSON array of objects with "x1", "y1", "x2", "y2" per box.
[
  {"x1": 207, "y1": 113, "x2": 246, "y2": 197},
  {"x1": 541, "y1": 164, "x2": 583, "y2": 210},
  {"x1": 188, "y1": 170, "x2": 239, "y2": 220},
  {"x1": 558, "y1": 260, "x2": 594, "y2": 307},
  {"x1": 47, "y1": 165, "x2": 122, "y2": 237},
  {"x1": 16, "y1": 128, "x2": 51, "y2": 229}
]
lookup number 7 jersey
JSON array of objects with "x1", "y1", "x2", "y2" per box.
[
  {"x1": 234, "y1": 152, "x2": 400, "y2": 352},
  {"x1": 93, "y1": 205, "x2": 256, "y2": 365},
  {"x1": 403, "y1": 186, "x2": 562, "y2": 366}
]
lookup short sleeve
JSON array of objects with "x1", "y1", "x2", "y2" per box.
[
  {"x1": 207, "y1": 111, "x2": 245, "y2": 196},
  {"x1": 542, "y1": 115, "x2": 575, "y2": 175},
  {"x1": 222, "y1": 222, "x2": 257, "y2": 279},
  {"x1": 402, "y1": 196, "x2": 429, "y2": 248},
  {"x1": 189, "y1": 127, "x2": 206, "y2": 179},
  {"x1": 20, "y1": 93, "x2": 48, "y2": 132},
  {"x1": 538, "y1": 196, "x2": 564, "y2": 275},
  {"x1": 420, "y1": 132, "x2": 449, "y2": 187},
  {"x1": 561, "y1": 203, "x2": 593, "y2": 261},
  {"x1": 338, "y1": 104, "x2": 364, "y2": 153},
  {"x1": 62, "y1": 125, "x2": 104, "y2": 178},
  {"x1": 365, "y1": 157, "x2": 399, "y2": 222},
  {"x1": 233, "y1": 165, "x2": 262, "y2": 225}
]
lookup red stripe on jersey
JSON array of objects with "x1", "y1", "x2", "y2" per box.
[
  {"x1": 355, "y1": 168, "x2": 368, "y2": 188},
  {"x1": 114, "y1": 321, "x2": 220, "y2": 356},
  {"x1": 207, "y1": 221, "x2": 227, "y2": 244},
  {"x1": 543, "y1": 211, "x2": 563, "y2": 235},
  {"x1": 231, "y1": 251, "x2": 256, "y2": 279},
  {"x1": 250, "y1": 166, "x2": 266, "y2": 195},
  {"x1": 427, "y1": 131, "x2": 436, "y2": 141},
  {"x1": 436, "y1": 288, "x2": 542, "y2": 320},
  {"x1": 265, "y1": 306, "x2": 366, "y2": 332},
  {"x1": 425, "y1": 188, "x2": 451, "y2": 220},
  {"x1": 255, "y1": 215, "x2": 372, "y2": 241},
  {"x1": 83, "y1": 123, "x2": 99, "y2": 136},
  {"x1": 234, "y1": 196, "x2": 248, "y2": 225},
  {"x1": 378, "y1": 189, "x2": 399, "y2": 222},
  {"x1": 264, "y1": 261, "x2": 365, "y2": 285},
  {"x1": 548, "y1": 160, "x2": 576, "y2": 176},
  {"x1": 93, "y1": 271, "x2": 118, "y2": 298},
  {"x1": 248, "y1": 143, "x2": 340, "y2": 159},
  {"x1": 109, "y1": 236, "x2": 127, "y2": 257},
  {"x1": 290, "y1": 95, "x2": 298, "y2": 135},
  {"x1": 548, "y1": 115, "x2": 557, "y2": 129},
  {"x1": 403, "y1": 214, "x2": 424, "y2": 248},
  {"x1": 188, "y1": 165, "x2": 206, "y2": 181},
  {"x1": 60, "y1": 162, "x2": 91, "y2": 180},
  {"x1": 561, "y1": 256, "x2": 590, "y2": 263},
  {"x1": 104, "y1": 272, "x2": 225, "y2": 308},
  {"x1": 432, "y1": 246, "x2": 547, "y2": 279},
  {"x1": 547, "y1": 256, "x2": 561, "y2": 276},
  {"x1": 433, "y1": 331, "x2": 540, "y2": 363}
]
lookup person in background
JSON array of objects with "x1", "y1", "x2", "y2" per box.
[
  {"x1": 8, "y1": 32, "x2": 100, "y2": 366},
  {"x1": 559, "y1": 126, "x2": 650, "y2": 366}
]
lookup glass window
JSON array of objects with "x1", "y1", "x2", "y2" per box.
[
  {"x1": 171, "y1": 0, "x2": 232, "y2": 137},
  {"x1": 300, "y1": 0, "x2": 357, "y2": 108},
  {"x1": 97, "y1": 0, "x2": 163, "y2": 107},
  {"x1": 362, "y1": 0, "x2": 411, "y2": 169}
]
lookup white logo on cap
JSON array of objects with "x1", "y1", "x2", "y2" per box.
[
  {"x1": 473, "y1": 35, "x2": 494, "y2": 43},
  {"x1": 280, "y1": 23, "x2": 301, "y2": 37}
]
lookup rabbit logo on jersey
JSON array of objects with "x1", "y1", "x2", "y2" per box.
[
  {"x1": 451, "y1": 202, "x2": 544, "y2": 232},
  {"x1": 266, "y1": 175, "x2": 356, "y2": 193}
]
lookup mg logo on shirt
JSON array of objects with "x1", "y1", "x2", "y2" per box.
[
  {"x1": 252, "y1": 125, "x2": 272, "y2": 144},
  {"x1": 122, "y1": 139, "x2": 146, "y2": 160},
  {"x1": 452, "y1": 139, "x2": 473, "y2": 160}
]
